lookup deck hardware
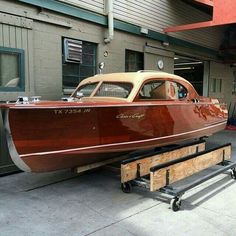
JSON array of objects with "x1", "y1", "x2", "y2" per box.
[
  {"x1": 16, "y1": 96, "x2": 29, "y2": 104},
  {"x1": 31, "y1": 96, "x2": 41, "y2": 102}
]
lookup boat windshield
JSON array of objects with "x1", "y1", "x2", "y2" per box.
[
  {"x1": 94, "y1": 82, "x2": 133, "y2": 98},
  {"x1": 75, "y1": 82, "x2": 99, "y2": 97}
]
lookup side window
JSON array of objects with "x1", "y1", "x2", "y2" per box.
[
  {"x1": 139, "y1": 80, "x2": 187, "y2": 100},
  {"x1": 0, "y1": 47, "x2": 25, "y2": 91},
  {"x1": 95, "y1": 82, "x2": 133, "y2": 98}
]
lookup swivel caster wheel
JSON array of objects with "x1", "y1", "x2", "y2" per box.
[
  {"x1": 121, "y1": 182, "x2": 132, "y2": 193},
  {"x1": 170, "y1": 197, "x2": 182, "y2": 212},
  {"x1": 230, "y1": 168, "x2": 236, "y2": 180}
]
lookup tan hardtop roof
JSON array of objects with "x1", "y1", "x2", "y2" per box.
[
  {"x1": 79, "y1": 71, "x2": 191, "y2": 86},
  {"x1": 75, "y1": 71, "x2": 197, "y2": 102}
]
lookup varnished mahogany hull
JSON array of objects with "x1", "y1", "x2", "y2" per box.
[{"x1": 5, "y1": 102, "x2": 227, "y2": 172}]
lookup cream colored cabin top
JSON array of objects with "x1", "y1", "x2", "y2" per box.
[{"x1": 74, "y1": 71, "x2": 195, "y2": 102}]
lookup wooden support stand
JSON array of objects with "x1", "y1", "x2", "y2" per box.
[
  {"x1": 120, "y1": 141, "x2": 236, "y2": 211},
  {"x1": 74, "y1": 155, "x2": 128, "y2": 174},
  {"x1": 73, "y1": 139, "x2": 236, "y2": 212},
  {"x1": 121, "y1": 140, "x2": 206, "y2": 183},
  {"x1": 150, "y1": 144, "x2": 231, "y2": 191}
]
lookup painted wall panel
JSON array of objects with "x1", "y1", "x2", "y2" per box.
[
  {"x1": 113, "y1": 0, "x2": 223, "y2": 50},
  {"x1": 58, "y1": 0, "x2": 104, "y2": 14},
  {"x1": 209, "y1": 61, "x2": 234, "y2": 105},
  {"x1": 57, "y1": 0, "x2": 223, "y2": 50}
]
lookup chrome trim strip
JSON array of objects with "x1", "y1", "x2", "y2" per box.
[
  {"x1": 5, "y1": 110, "x2": 31, "y2": 172},
  {"x1": 20, "y1": 121, "x2": 226, "y2": 158}
]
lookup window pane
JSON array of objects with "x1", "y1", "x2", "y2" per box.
[
  {"x1": 95, "y1": 82, "x2": 133, "y2": 98},
  {"x1": 82, "y1": 53, "x2": 95, "y2": 65},
  {"x1": 0, "y1": 53, "x2": 19, "y2": 87},
  {"x1": 80, "y1": 65, "x2": 95, "y2": 77},
  {"x1": 139, "y1": 80, "x2": 187, "y2": 100},
  {"x1": 82, "y1": 43, "x2": 95, "y2": 54},
  {"x1": 76, "y1": 82, "x2": 98, "y2": 97},
  {"x1": 125, "y1": 50, "x2": 144, "y2": 72}
]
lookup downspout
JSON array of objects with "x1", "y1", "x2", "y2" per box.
[{"x1": 104, "y1": 0, "x2": 114, "y2": 43}]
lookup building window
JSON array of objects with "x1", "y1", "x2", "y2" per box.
[
  {"x1": 233, "y1": 71, "x2": 236, "y2": 94},
  {"x1": 62, "y1": 38, "x2": 97, "y2": 89},
  {"x1": 125, "y1": 50, "x2": 144, "y2": 72},
  {"x1": 210, "y1": 78, "x2": 222, "y2": 93},
  {"x1": 0, "y1": 47, "x2": 25, "y2": 91}
]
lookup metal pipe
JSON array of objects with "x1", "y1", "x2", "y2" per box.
[{"x1": 104, "y1": 0, "x2": 114, "y2": 44}]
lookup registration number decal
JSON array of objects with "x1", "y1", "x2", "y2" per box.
[{"x1": 54, "y1": 108, "x2": 91, "y2": 115}]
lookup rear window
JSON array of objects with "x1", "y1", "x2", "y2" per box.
[{"x1": 95, "y1": 82, "x2": 133, "y2": 98}]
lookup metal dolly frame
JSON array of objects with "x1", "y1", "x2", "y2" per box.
[{"x1": 120, "y1": 143, "x2": 236, "y2": 211}]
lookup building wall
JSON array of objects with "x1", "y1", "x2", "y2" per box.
[
  {"x1": 59, "y1": 0, "x2": 104, "y2": 14},
  {"x1": 0, "y1": 0, "x2": 234, "y2": 103},
  {"x1": 57, "y1": 0, "x2": 224, "y2": 50},
  {"x1": 0, "y1": 13, "x2": 34, "y2": 101},
  {"x1": 209, "y1": 62, "x2": 235, "y2": 106}
]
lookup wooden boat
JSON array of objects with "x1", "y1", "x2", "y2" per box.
[{"x1": 0, "y1": 71, "x2": 227, "y2": 172}]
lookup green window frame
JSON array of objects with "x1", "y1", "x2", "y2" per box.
[{"x1": 0, "y1": 47, "x2": 25, "y2": 91}]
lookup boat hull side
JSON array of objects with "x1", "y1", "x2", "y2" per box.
[
  {"x1": 5, "y1": 109, "x2": 31, "y2": 172},
  {"x1": 20, "y1": 122, "x2": 225, "y2": 172},
  {"x1": 5, "y1": 102, "x2": 227, "y2": 172}
]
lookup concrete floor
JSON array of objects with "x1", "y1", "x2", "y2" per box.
[{"x1": 1, "y1": 130, "x2": 236, "y2": 236}]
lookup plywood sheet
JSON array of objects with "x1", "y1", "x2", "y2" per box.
[
  {"x1": 150, "y1": 145, "x2": 231, "y2": 192},
  {"x1": 121, "y1": 142, "x2": 205, "y2": 183}
]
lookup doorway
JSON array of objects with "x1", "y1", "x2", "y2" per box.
[{"x1": 174, "y1": 56, "x2": 204, "y2": 95}]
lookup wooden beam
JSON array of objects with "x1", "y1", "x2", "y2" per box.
[
  {"x1": 193, "y1": 0, "x2": 214, "y2": 7},
  {"x1": 121, "y1": 142, "x2": 205, "y2": 183},
  {"x1": 150, "y1": 144, "x2": 231, "y2": 192},
  {"x1": 75, "y1": 155, "x2": 128, "y2": 174},
  {"x1": 164, "y1": 21, "x2": 213, "y2": 33},
  {"x1": 164, "y1": 0, "x2": 236, "y2": 32}
]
